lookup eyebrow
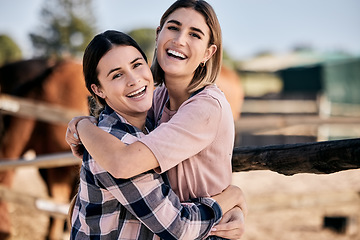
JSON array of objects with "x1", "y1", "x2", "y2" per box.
[
  {"x1": 167, "y1": 19, "x2": 205, "y2": 37},
  {"x1": 106, "y1": 57, "x2": 143, "y2": 77}
]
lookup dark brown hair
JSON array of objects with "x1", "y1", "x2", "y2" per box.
[{"x1": 83, "y1": 30, "x2": 147, "y2": 114}]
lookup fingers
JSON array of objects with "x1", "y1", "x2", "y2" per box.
[
  {"x1": 68, "y1": 117, "x2": 81, "y2": 133},
  {"x1": 66, "y1": 127, "x2": 81, "y2": 146},
  {"x1": 211, "y1": 223, "x2": 245, "y2": 239},
  {"x1": 66, "y1": 118, "x2": 83, "y2": 159},
  {"x1": 211, "y1": 220, "x2": 245, "y2": 238},
  {"x1": 65, "y1": 116, "x2": 98, "y2": 159},
  {"x1": 66, "y1": 116, "x2": 89, "y2": 145},
  {"x1": 211, "y1": 206, "x2": 245, "y2": 238},
  {"x1": 66, "y1": 116, "x2": 98, "y2": 144},
  {"x1": 213, "y1": 220, "x2": 240, "y2": 231},
  {"x1": 65, "y1": 127, "x2": 83, "y2": 159},
  {"x1": 215, "y1": 210, "x2": 245, "y2": 231},
  {"x1": 210, "y1": 228, "x2": 245, "y2": 239},
  {"x1": 71, "y1": 145, "x2": 85, "y2": 159}
]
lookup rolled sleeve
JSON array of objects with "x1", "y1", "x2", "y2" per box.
[{"x1": 139, "y1": 95, "x2": 222, "y2": 173}]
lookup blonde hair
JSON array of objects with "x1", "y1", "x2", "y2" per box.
[{"x1": 151, "y1": 0, "x2": 222, "y2": 93}]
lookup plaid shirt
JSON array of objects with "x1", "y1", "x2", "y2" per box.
[{"x1": 71, "y1": 106, "x2": 222, "y2": 240}]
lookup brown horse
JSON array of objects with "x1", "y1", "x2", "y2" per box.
[
  {"x1": 0, "y1": 58, "x2": 90, "y2": 240},
  {"x1": 216, "y1": 65, "x2": 244, "y2": 121},
  {"x1": 0, "y1": 59, "x2": 243, "y2": 240}
]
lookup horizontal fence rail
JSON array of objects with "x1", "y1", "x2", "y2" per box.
[
  {"x1": 0, "y1": 93, "x2": 85, "y2": 125},
  {"x1": 0, "y1": 152, "x2": 81, "y2": 170},
  {"x1": 1, "y1": 138, "x2": 359, "y2": 175},
  {"x1": 232, "y1": 138, "x2": 360, "y2": 175}
]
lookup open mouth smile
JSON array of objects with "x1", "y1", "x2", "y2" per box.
[
  {"x1": 127, "y1": 86, "x2": 147, "y2": 99},
  {"x1": 167, "y1": 49, "x2": 187, "y2": 60}
]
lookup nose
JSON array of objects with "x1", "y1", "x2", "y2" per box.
[
  {"x1": 127, "y1": 72, "x2": 140, "y2": 86},
  {"x1": 172, "y1": 31, "x2": 186, "y2": 46}
]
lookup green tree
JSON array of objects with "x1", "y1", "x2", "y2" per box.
[
  {"x1": 29, "y1": 0, "x2": 96, "y2": 59},
  {"x1": 128, "y1": 28, "x2": 156, "y2": 61},
  {"x1": 0, "y1": 35, "x2": 22, "y2": 66}
]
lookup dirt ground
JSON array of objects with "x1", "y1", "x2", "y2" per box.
[
  {"x1": 232, "y1": 169, "x2": 360, "y2": 240},
  {"x1": 7, "y1": 166, "x2": 360, "y2": 240}
]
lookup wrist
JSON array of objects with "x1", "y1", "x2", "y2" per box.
[
  {"x1": 228, "y1": 185, "x2": 244, "y2": 209},
  {"x1": 235, "y1": 187, "x2": 248, "y2": 218}
]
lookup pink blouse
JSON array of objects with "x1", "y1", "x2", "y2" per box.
[{"x1": 139, "y1": 84, "x2": 234, "y2": 201}]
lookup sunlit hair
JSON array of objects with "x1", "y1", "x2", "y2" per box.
[
  {"x1": 82, "y1": 30, "x2": 147, "y2": 115},
  {"x1": 151, "y1": 0, "x2": 222, "y2": 93}
]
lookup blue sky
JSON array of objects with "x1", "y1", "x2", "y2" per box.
[{"x1": 0, "y1": 0, "x2": 359, "y2": 60}]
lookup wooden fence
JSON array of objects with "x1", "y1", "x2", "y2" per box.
[
  {"x1": 0, "y1": 93, "x2": 84, "y2": 125},
  {"x1": 0, "y1": 94, "x2": 359, "y2": 218}
]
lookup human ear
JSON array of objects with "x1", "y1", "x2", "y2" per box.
[
  {"x1": 91, "y1": 84, "x2": 105, "y2": 99},
  {"x1": 155, "y1": 26, "x2": 161, "y2": 42},
  {"x1": 203, "y1": 44, "x2": 217, "y2": 63}
]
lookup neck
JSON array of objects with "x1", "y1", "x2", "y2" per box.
[
  {"x1": 107, "y1": 103, "x2": 147, "y2": 131},
  {"x1": 128, "y1": 115, "x2": 147, "y2": 131},
  {"x1": 164, "y1": 75, "x2": 191, "y2": 111},
  {"x1": 115, "y1": 110, "x2": 147, "y2": 132}
]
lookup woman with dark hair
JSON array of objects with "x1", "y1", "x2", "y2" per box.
[{"x1": 68, "y1": 1, "x2": 247, "y2": 238}]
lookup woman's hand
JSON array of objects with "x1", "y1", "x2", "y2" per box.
[
  {"x1": 210, "y1": 185, "x2": 248, "y2": 239},
  {"x1": 65, "y1": 116, "x2": 97, "y2": 159},
  {"x1": 210, "y1": 206, "x2": 245, "y2": 239}
]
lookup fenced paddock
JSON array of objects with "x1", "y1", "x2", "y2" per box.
[{"x1": 1, "y1": 94, "x2": 360, "y2": 240}]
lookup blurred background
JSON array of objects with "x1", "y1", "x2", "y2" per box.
[
  {"x1": 1, "y1": 0, "x2": 360, "y2": 123},
  {"x1": 0, "y1": 0, "x2": 359, "y2": 240},
  {"x1": 1, "y1": 0, "x2": 360, "y2": 60}
]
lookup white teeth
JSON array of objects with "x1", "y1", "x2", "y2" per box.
[
  {"x1": 167, "y1": 49, "x2": 186, "y2": 59},
  {"x1": 127, "y1": 86, "x2": 146, "y2": 97}
]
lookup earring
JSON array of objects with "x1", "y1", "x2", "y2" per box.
[{"x1": 200, "y1": 61, "x2": 206, "y2": 67}]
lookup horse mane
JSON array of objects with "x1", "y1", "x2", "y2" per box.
[
  {"x1": 0, "y1": 58, "x2": 60, "y2": 142},
  {"x1": 0, "y1": 58, "x2": 57, "y2": 96}
]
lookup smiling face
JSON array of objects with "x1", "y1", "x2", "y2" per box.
[
  {"x1": 93, "y1": 45, "x2": 154, "y2": 125},
  {"x1": 156, "y1": 7, "x2": 217, "y2": 83}
]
